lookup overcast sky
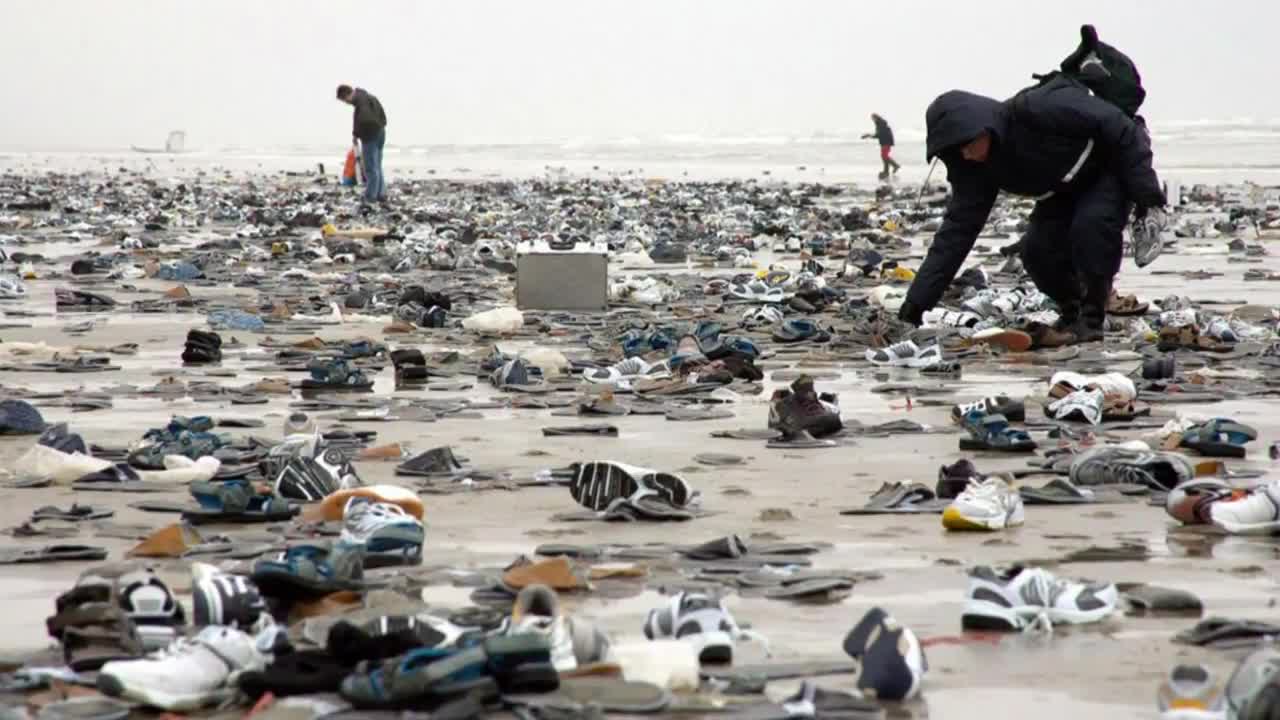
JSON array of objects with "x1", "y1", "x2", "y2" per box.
[{"x1": 2, "y1": 0, "x2": 1274, "y2": 149}]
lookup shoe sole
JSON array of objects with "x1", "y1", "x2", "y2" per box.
[
  {"x1": 97, "y1": 672, "x2": 222, "y2": 711},
  {"x1": 571, "y1": 462, "x2": 645, "y2": 511},
  {"x1": 1211, "y1": 518, "x2": 1280, "y2": 536},
  {"x1": 941, "y1": 507, "x2": 1002, "y2": 531}
]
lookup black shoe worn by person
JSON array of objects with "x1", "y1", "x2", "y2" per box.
[
  {"x1": 769, "y1": 376, "x2": 843, "y2": 439},
  {"x1": 1076, "y1": 276, "x2": 1111, "y2": 343}
]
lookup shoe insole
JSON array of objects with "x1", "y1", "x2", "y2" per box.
[{"x1": 766, "y1": 436, "x2": 836, "y2": 449}]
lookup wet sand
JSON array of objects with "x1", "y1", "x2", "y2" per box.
[{"x1": 0, "y1": 177, "x2": 1278, "y2": 718}]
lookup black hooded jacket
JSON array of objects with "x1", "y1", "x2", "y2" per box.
[
  {"x1": 871, "y1": 116, "x2": 894, "y2": 147},
  {"x1": 906, "y1": 77, "x2": 1164, "y2": 311},
  {"x1": 351, "y1": 89, "x2": 387, "y2": 142}
]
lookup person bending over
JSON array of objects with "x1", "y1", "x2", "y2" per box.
[{"x1": 898, "y1": 77, "x2": 1166, "y2": 345}]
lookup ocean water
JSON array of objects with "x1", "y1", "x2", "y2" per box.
[{"x1": 4, "y1": 121, "x2": 1280, "y2": 186}]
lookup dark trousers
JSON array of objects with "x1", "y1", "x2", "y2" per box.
[{"x1": 1019, "y1": 172, "x2": 1127, "y2": 328}]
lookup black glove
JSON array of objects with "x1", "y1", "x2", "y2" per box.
[{"x1": 898, "y1": 300, "x2": 924, "y2": 326}]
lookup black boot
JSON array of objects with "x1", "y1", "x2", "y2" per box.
[{"x1": 1076, "y1": 276, "x2": 1112, "y2": 343}]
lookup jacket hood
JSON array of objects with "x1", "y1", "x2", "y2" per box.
[{"x1": 925, "y1": 91, "x2": 1004, "y2": 161}]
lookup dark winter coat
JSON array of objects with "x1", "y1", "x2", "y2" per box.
[
  {"x1": 906, "y1": 76, "x2": 1164, "y2": 311},
  {"x1": 871, "y1": 116, "x2": 895, "y2": 147},
  {"x1": 351, "y1": 89, "x2": 387, "y2": 142}
]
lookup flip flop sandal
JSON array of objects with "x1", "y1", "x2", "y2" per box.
[
  {"x1": 534, "y1": 544, "x2": 605, "y2": 559},
  {"x1": 665, "y1": 407, "x2": 734, "y2": 422},
  {"x1": 541, "y1": 425, "x2": 619, "y2": 437},
  {"x1": 251, "y1": 546, "x2": 364, "y2": 599},
  {"x1": 958, "y1": 413, "x2": 1037, "y2": 452},
  {"x1": 711, "y1": 428, "x2": 785, "y2": 441},
  {"x1": 1173, "y1": 618, "x2": 1280, "y2": 648},
  {"x1": 511, "y1": 676, "x2": 672, "y2": 714},
  {"x1": 766, "y1": 431, "x2": 837, "y2": 449},
  {"x1": 1018, "y1": 479, "x2": 1096, "y2": 505},
  {"x1": 1180, "y1": 423, "x2": 1248, "y2": 459},
  {"x1": 694, "y1": 453, "x2": 744, "y2": 466},
  {"x1": 762, "y1": 577, "x2": 855, "y2": 602},
  {"x1": 1107, "y1": 293, "x2": 1150, "y2": 316},
  {"x1": 1119, "y1": 584, "x2": 1203, "y2": 614},
  {"x1": 32, "y1": 505, "x2": 114, "y2": 522},
  {"x1": 0, "y1": 544, "x2": 108, "y2": 564},
  {"x1": 129, "y1": 500, "x2": 201, "y2": 514},
  {"x1": 215, "y1": 417, "x2": 266, "y2": 428},
  {"x1": 700, "y1": 661, "x2": 857, "y2": 683}
]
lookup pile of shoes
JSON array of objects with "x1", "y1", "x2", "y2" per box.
[
  {"x1": 46, "y1": 566, "x2": 185, "y2": 672},
  {"x1": 181, "y1": 329, "x2": 222, "y2": 364}
]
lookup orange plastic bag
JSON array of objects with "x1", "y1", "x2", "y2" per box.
[{"x1": 341, "y1": 147, "x2": 359, "y2": 186}]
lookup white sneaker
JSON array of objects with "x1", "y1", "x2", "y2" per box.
[
  {"x1": 97, "y1": 626, "x2": 265, "y2": 711},
  {"x1": 1046, "y1": 388, "x2": 1105, "y2": 425},
  {"x1": 921, "y1": 308, "x2": 981, "y2": 328},
  {"x1": 1049, "y1": 371, "x2": 1137, "y2": 403},
  {"x1": 741, "y1": 305, "x2": 784, "y2": 328},
  {"x1": 942, "y1": 476, "x2": 1025, "y2": 531},
  {"x1": 865, "y1": 340, "x2": 941, "y2": 368},
  {"x1": 507, "y1": 585, "x2": 578, "y2": 672},
  {"x1": 960, "y1": 566, "x2": 1118, "y2": 632},
  {"x1": 340, "y1": 497, "x2": 424, "y2": 559},
  {"x1": 583, "y1": 357, "x2": 670, "y2": 386},
  {"x1": 1207, "y1": 480, "x2": 1280, "y2": 535},
  {"x1": 643, "y1": 592, "x2": 769, "y2": 664}
]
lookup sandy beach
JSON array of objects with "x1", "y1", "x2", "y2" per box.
[{"x1": 0, "y1": 157, "x2": 1276, "y2": 718}]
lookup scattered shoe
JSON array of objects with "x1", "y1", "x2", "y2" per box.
[
  {"x1": 960, "y1": 565, "x2": 1118, "y2": 632},
  {"x1": 643, "y1": 592, "x2": 768, "y2": 664},
  {"x1": 340, "y1": 496, "x2": 425, "y2": 564},
  {"x1": 97, "y1": 625, "x2": 266, "y2": 711},
  {"x1": 768, "y1": 375, "x2": 843, "y2": 439},
  {"x1": 950, "y1": 395, "x2": 1025, "y2": 424},
  {"x1": 1156, "y1": 664, "x2": 1226, "y2": 720},
  {"x1": 942, "y1": 475, "x2": 1025, "y2": 531},
  {"x1": 865, "y1": 340, "x2": 941, "y2": 368},
  {"x1": 842, "y1": 607, "x2": 926, "y2": 702}
]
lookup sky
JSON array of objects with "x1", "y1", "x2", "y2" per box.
[{"x1": 2, "y1": 0, "x2": 1276, "y2": 150}]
